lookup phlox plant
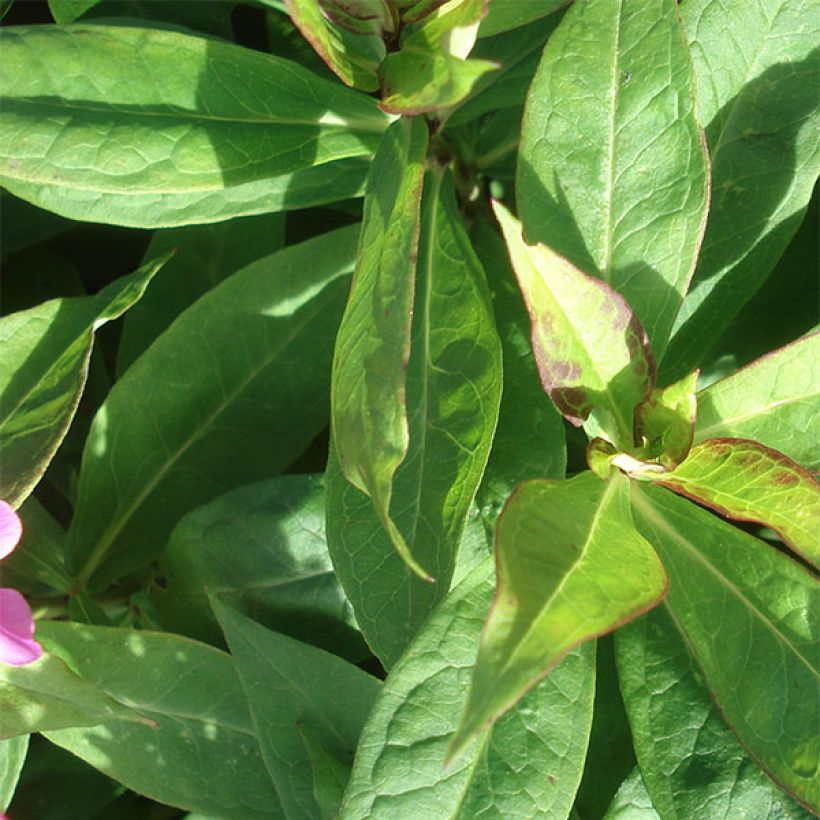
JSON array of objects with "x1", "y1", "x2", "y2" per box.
[{"x1": 0, "y1": 0, "x2": 817, "y2": 818}]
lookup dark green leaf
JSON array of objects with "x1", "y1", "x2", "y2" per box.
[{"x1": 478, "y1": 0, "x2": 566, "y2": 37}]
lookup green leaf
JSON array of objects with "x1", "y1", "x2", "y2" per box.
[
  {"x1": 470, "y1": 210, "x2": 566, "y2": 525},
  {"x1": 283, "y1": 0, "x2": 384, "y2": 90},
  {"x1": 0, "y1": 497, "x2": 70, "y2": 595},
  {"x1": 66, "y1": 225, "x2": 358, "y2": 590},
  {"x1": 0, "y1": 736, "x2": 28, "y2": 812},
  {"x1": 0, "y1": 651, "x2": 147, "y2": 740},
  {"x1": 0, "y1": 192, "x2": 74, "y2": 256},
  {"x1": 478, "y1": 0, "x2": 565, "y2": 37},
  {"x1": 212, "y1": 600, "x2": 381, "y2": 820},
  {"x1": 299, "y1": 725, "x2": 351, "y2": 820},
  {"x1": 604, "y1": 768, "x2": 660, "y2": 819},
  {"x1": 450, "y1": 472, "x2": 667, "y2": 757},
  {"x1": 517, "y1": 0, "x2": 709, "y2": 358},
  {"x1": 0, "y1": 256, "x2": 167, "y2": 509},
  {"x1": 327, "y1": 168, "x2": 502, "y2": 665},
  {"x1": 634, "y1": 370, "x2": 699, "y2": 467},
  {"x1": 47, "y1": 0, "x2": 99, "y2": 22},
  {"x1": 631, "y1": 485, "x2": 820, "y2": 810},
  {"x1": 493, "y1": 201, "x2": 655, "y2": 448},
  {"x1": 331, "y1": 117, "x2": 429, "y2": 578},
  {"x1": 664, "y1": 0, "x2": 820, "y2": 379},
  {"x1": 117, "y1": 213, "x2": 285, "y2": 376},
  {"x1": 40, "y1": 622, "x2": 280, "y2": 818},
  {"x1": 155, "y1": 475, "x2": 365, "y2": 660},
  {"x1": 617, "y1": 604, "x2": 812, "y2": 819},
  {"x1": 341, "y1": 559, "x2": 595, "y2": 819},
  {"x1": 657, "y1": 438, "x2": 820, "y2": 568},
  {"x1": 380, "y1": 0, "x2": 498, "y2": 114},
  {"x1": 694, "y1": 332, "x2": 820, "y2": 470},
  {"x1": 0, "y1": 25, "x2": 386, "y2": 227}
]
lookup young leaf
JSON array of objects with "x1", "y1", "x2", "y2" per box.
[
  {"x1": 40, "y1": 622, "x2": 280, "y2": 818},
  {"x1": 634, "y1": 370, "x2": 699, "y2": 467},
  {"x1": 0, "y1": 652, "x2": 147, "y2": 740},
  {"x1": 617, "y1": 604, "x2": 812, "y2": 819},
  {"x1": 470, "y1": 210, "x2": 566, "y2": 525},
  {"x1": 328, "y1": 169, "x2": 502, "y2": 665},
  {"x1": 117, "y1": 213, "x2": 285, "y2": 375},
  {"x1": 695, "y1": 332, "x2": 820, "y2": 470},
  {"x1": 493, "y1": 201, "x2": 655, "y2": 449},
  {"x1": 0, "y1": 736, "x2": 27, "y2": 812},
  {"x1": 0, "y1": 256, "x2": 167, "y2": 508},
  {"x1": 657, "y1": 438, "x2": 820, "y2": 568},
  {"x1": 477, "y1": 0, "x2": 565, "y2": 37},
  {"x1": 211, "y1": 600, "x2": 381, "y2": 820},
  {"x1": 380, "y1": 0, "x2": 498, "y2": 114},
  {"x1": 341, "y1": 559, "x2": 595, "y2": 819},
  {"x1": 604, "y1": 769, "x2": 660, "y2": 819},
  {"x1": 155, "y1": 475, "x2": 365, "y2": 661},
  {"x1": 331, "y1": 117, "x2": 429, "y2": 578},
  {"x1": 664, "y1": 0, "x2": 820, "y2": 379},
  {"x1": 450, "y1": 472, "x2": 667, "y2": 758},
  {"x1": 517, "y1": 0, "x2": 710, "y2": 358},
  {"x1": 631, "y1": 485, "x2": 820, "y2": 810},
  {"x1": 284, "y1": 0, "x2": 384, "y2": 90},
  {"x1": 0, "y1": 25, "x2": 387, "y2": 227},
  {"x1": 66, "y1": 226, "x2": 359, "y2": 590}
]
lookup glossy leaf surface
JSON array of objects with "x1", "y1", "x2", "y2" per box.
[
  {"x1": 658, "y1": 438, "x2": 820, "y2": 568},
  {"x1": 632, "y1": 485, "x2": 819, "y2": 810},
  {"x1": 156, "y1": 475, "x2": 364, "y2": 660},
  {"x1": 665, "y1": 0, "x2": 820, "y2": 378},
  {"x1": 617, "y1": 604, "x2": 812, "y2": 819},
  {"x1": 0, "y1": 735, "x2": 27, "y2": 811},
  {"x1": 493, "y1": 202, "x2": 654, "y2": 448},
  {"x1": 518, "y1": 0, "x2": 709, "y2": 357},
  {"x1": 0, "y1": 25, "x2": 386, "y2": 227},
  {"x1": 451, "y1": 472, "x2": 667, "y2": 756},
  {"x1": 213, "y1": 601, "x2": 381, "y2": 820},
  {"x1": 41, "y1": 622, "x2": 279, "y2": 818},
  {"x1": 328, "y1": 169, "x2": 501, "y2": 665},
  {"x1": 341, "y1": 560, "x2": 595, "y2": 819},
  {"x1": 695, "y1": 333, "x2": 820, "y2": 469},
  {"x1": 0, "y1": 257, "x2": 165, "y2": 508},
  {"x1": 67, "y1": 226, "x2": 358, "y2": 589},
  {"x1": 117, "y1": 213, "x2": 285, "y2": 375},
  {"x1": 331, "y1": 117, "x2": 429, "y2": 577}
]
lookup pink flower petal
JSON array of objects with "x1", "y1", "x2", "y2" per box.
[
  {"x1": 0, "y1": 588, "x2": 43, "y2": 666},
  {"x1": 0, "y1": 501, "x2": 22, "y2": 561}
]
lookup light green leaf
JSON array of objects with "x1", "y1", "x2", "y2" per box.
[
  {"x1": 381, "y1": 0, "x2": 498, "y2": 114},
  {"x1": 664, "y1": 0, "x2": 820, "y2": 379},
  {"x1": 47, "y1": 0, "x2": 99, "y2": 21},
  {"x1": 341, "y1": 559, "x2": 595, "y2": 819},
  {"x1": 299, "y1": 725, "x2": 351, "y2": 820},
  {"x1": 40, "y1": 622, "x2": 280, "y2": 818},
  {"x1": 0, "y1": 497, "x2": 70, "y2": 595},
  {"x1": 117, "y1": 213, "x2": 285, "y2": 376},
  {"x1": 212, "y1": 600, "x2": 381, "y2": 820},
  {"x1": 328, "y1": 168, "x2": 502, "y2": 665},
  {"x1": 450, "y1": 472, "x2": 667, "y2": 757},
  {"x1": 478, "y1": 0, "x2": 566, "y2": 37},
  {"x1": 331, "y1": 117, "x2": 429, "y2": 577},
  {"x1": 155, "y1": 475, "x2": 365, "y2": 660},
  {"x1": 657, "y1": 438, "x2": 820, "y2": 568},
  {"x1": 695, "y1": 332, "x2": 820, "y2": 470},
  {"x1": 283, "y1": 0, "x2": 384, "y2": 90},
  {"x1": 635, "y1": 370, "x2": 699, "y2": 468},
  {"x1": 67, "y1": 226, "x2": 358, "y2": 590},
  {"x1": 0, "y1": 651, "x2": 147, "y2": 740},
  {"x1": 470, "y1": 210, "x2": 566, "y2": 525},
  {"x1": 0, "y1": 736, "x2": 28, "y2": 812},
  {"x1": 493, "y1": 201, "x2": 654, "y2": 448},
  {"x1": 617, "y1": 604, "x2": 812, "y2": 820},
  {"x1": 604, "y1": 769, "x2": 660, "y2": 820},
  {"x1": 518, "y1": 0, "x2": 709, "y2": 357},
  {"x1": 0, "y1": 256, "x2": 167, "y2": 509},
  {"x1": 631, "y1": 485, "x2": 819, "y2": 810},
  {"x1": 0, "y1": 25, "x2": 386, "y2": 227}
]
